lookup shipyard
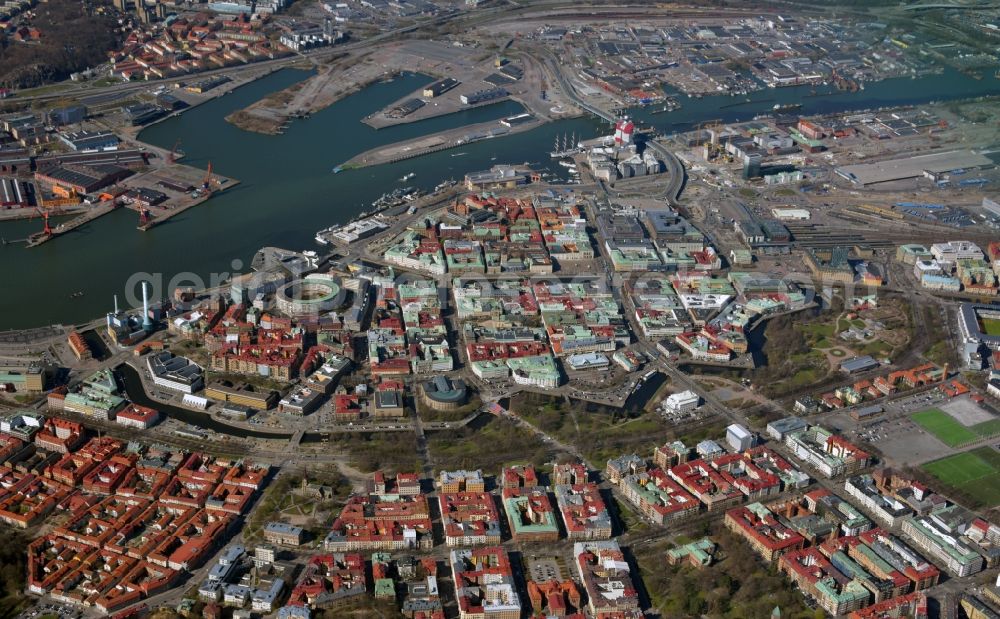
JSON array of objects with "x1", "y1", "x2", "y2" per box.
[{"x1": 3, "y1": 0, "x2": 1000, "y2": 617}]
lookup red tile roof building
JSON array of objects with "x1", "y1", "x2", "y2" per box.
[
  {"x1": 620, "y1": 468, "x2": 700, "y2": 524},
  {"x1": 554, "y1": 483, "x2": 613, "y2": 540},
  {"x1": 0, "y1": 433, "x2": 34, "y2": 466},
  {"x1": 46, "y1": 437, "x2": 123, "y2": 486},
  {"x1": 500, "y1": 464, "x2": 539, "y2": 490},
  {"x1": 526, "y1": 579, "x2": 584, "y2": 618},
  {"x1": 326, "y1": 476, "x2": 433, "y2": 551},
  {"x1": 668, "y1": 459, "x2": 744, "y2": 512},
  {"x1": 573, "y1": 540, "x2": 642, "y2": 618},
  {"x1": 851, "y1": 529, "x2": 940, "y2": 591},
  {"x1": 67, "y1": 331, "x2": 93, "y2": 360},
  {"x1": 115, "y1": 404, "x2": 161, "y2": 429},
  {"x1": 34, "y1": 418, "x2": 86, "y2": 454},
  {"x1": 848, "y1": 592, "x2": 928, "y2": 619},
  {"x1": 0, "y1": 472, "x2": 72, "y2": 528},
  {"x1": 710, "y1": 452, "x2": 783, "y2": 500},
  {"x1": 24, "y1": 433, "x2": 256, "y2": 613},
  {"x1": 724, "y1": 502, "x2": 806, "y2": 562},
  {"x1": 778, "y1": 547, "x2": 871, "y2": 616},
  {"x1": 552, "y1": 462, "x2": 588, "y2": 486},
  {"x1": 439, "y1": 492, "x2": 502, "y2": 546},
  {"x1": 450, "y1": 546, "x2": 522, "y2": 619},
  {"x1": 286, "y1": 553, "x2": 367, "y2": 607},
  {"x1": 81, "y1": 453, "x2": 139, "y2": 495}
]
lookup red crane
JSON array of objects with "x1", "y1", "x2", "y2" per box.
[
  {"x1": 139, "y1": 207, "x2": 151, "y2": 226},
  {"x1": 201, "y1": 161, "x2": 214, "y2": 193},
  {"x1": 33, "y1": 208, "x2": 53, "y2": 236},
  {"x1": 168, "y1": 139, "x2": 181, "y2": 163}
]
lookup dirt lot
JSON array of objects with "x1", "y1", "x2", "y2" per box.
[
  {"x1": 942, "y1": 396, "x2": 996, "y2": 426},
  {"x1": 226, "y1": 39, "x2": 569, "y2": 135}
]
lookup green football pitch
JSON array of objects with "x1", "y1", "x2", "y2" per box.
[
  {"x1": 923, "y1": 448, "x2": 1000, "y2": 507},
  {"x1": 911, "y1": 408, "x2": 978, "y2": 447}
]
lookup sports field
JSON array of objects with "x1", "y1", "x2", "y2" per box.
[
  {"x1": 980, "y1": 317, "x2": 1000, "y2": 337},
  {"x1": 911, "y1": 409, "x2": 976, "y2": 446},
  {"x1": 910, "y1": 408, "x2": 1000, "y2": 447},
  {"x1": 923, "y1": 447, "x2": 1000, "y2": 506}
]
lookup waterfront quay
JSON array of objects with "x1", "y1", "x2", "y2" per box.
[
  {"x1": 342, "y1": 114, "x2": 543, "y2": 168},
  {"x1": 1, "y1": 57, "x2": 998, "y2": 328}
]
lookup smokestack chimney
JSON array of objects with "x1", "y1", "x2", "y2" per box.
[
  {"x1": 142, "y1": 282, "x2": 153, "y2": 331},
  {"x1": 114, "y1": 295, "x2": 119, "y2": 315}
]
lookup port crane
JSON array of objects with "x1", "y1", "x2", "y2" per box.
[
  {"x1": 138, "y1": 207, "x2": 152, "y2": 227},
  {"x1": 168, "y1": 139, "x2": 182, "y2": 163},
  {"x1": 201, "y1": 161, "x2": 215, "y2": 194},
  {"x1": 32, "y1": 207, "x2": 53, "y2": 236}
]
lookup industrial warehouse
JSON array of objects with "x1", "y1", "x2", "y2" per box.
[{"x1": 836, "y1": 150, "x2": 995, "y2": 187}]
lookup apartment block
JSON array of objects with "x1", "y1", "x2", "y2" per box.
[
  {"x1": 784, "y1": 426, "x2": 871, "y2": 478},
  {"x1": 725, "y1": 502, "x2": 806, "y2": 562},
  {"x1": 285, "y1": 553, "x2": 367, "y2": 607},
  {"x1": 438, "y1": 469, "x2": 485, "y2": 493},
  {"x1": 778, "y1": 547, "x2": 871, "y2": 616},
  {"x1": 450, "y1": 546, "x2": 522, "y2": 619},
  {"x1": 502, "y1": 487, "x2": 559, "y2": 543},
  {"x1": 621, "y1": 468, "x2": 700, "y2": 524},
  {"x1": 439, "y1": 492, "x2": 502, "y2": 546},
  {"x1": 901, "y1": 512, "x2": 984, "y2": 577},
  {"x1": 553, "y1": 482, "x2": 612, "y2": 540},
  {"x1": 573, "y1": 540, "x2": 643, "y2": 617}
]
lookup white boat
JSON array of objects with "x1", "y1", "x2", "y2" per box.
[{"x1": 400, "y1": 172, "x2": 415, "y2": 181}]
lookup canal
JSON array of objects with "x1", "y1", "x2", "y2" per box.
[
  {"x1": 1, "y1": 67, "x2": 999, "y2": 329},
  {"x1": 117, "y1": 362, "x2": 346, "y2": 443}
]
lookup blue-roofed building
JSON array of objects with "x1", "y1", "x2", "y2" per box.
[{"x1": 840, "y1": 355, "x2": 878, "y2": 374}]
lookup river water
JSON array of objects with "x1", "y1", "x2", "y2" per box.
[{"x1": 1, "y1": 67, "x2": 998, "y2": 329}]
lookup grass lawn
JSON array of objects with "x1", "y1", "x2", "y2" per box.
[
  {"x1": 814, "y1": 337, "x2": 833, "y2": 349},
  {"x1": 972, "y1": 418, "x2": 1000, "y2": 438},
  {"x1": 911, "y1": 409, "x2": 979, "y2": 447},
  {"x1": 981, "y1": 318, "x2": 1000, "y2": 337},
  {"x1": 801, "y1": 323, "x2": 835, "y2": 338},
  {"x1": 924, "y1": 340, "x2": 954, "y2": 366},
  {"x1": 861, "y1": 340, "x2": 891, "y2": 357},
  {"x1": 923, "y1": 447, "x2": 1000, "y2": 506},
  {"x1": 829, "y1": 349, "x2": 847, "y2": 358}
]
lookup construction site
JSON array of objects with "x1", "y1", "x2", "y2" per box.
[{"x1": 226, "y1": 39, "x2": 571, "y2": 135}]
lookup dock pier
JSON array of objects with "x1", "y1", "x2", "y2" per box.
[{"x1": 26, "y1": 201, "x2": 118, "y2": 247}]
